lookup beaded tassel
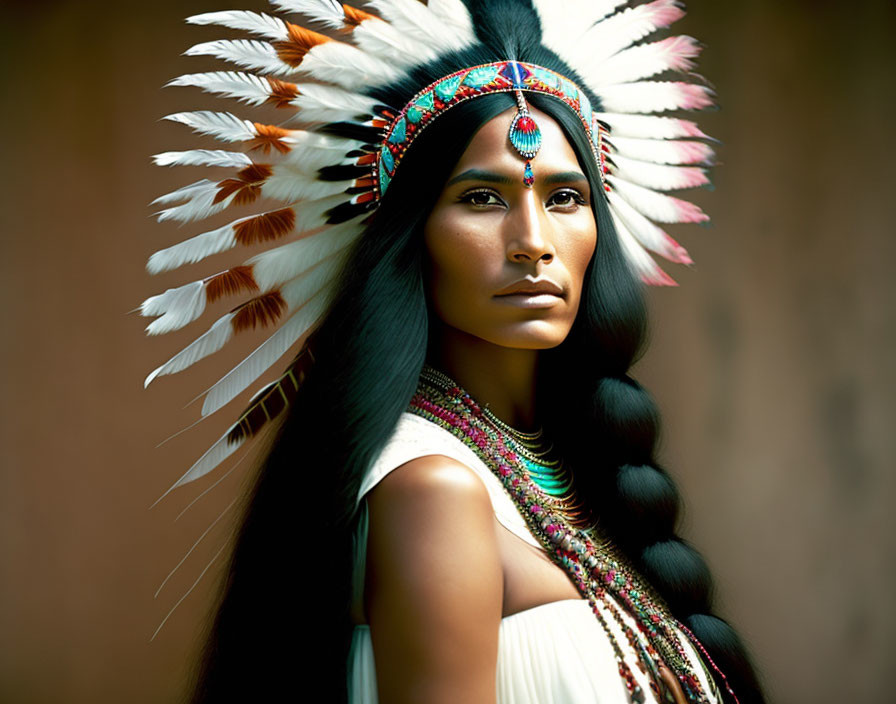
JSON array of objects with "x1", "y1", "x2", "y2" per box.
[{"x1": 411, "y1": 367, "x2": 735, "y2": 704}]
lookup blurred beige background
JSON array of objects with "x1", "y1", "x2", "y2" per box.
[{"x1": 1, "y1": 0, "x2": 894, "y2": 702}]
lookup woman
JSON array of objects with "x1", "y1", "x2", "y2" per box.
[{"x1": 144, "y1": 1, "x2": 765, "y2": 702}]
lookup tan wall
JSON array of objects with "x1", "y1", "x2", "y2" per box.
[{"x1": 2, "y1": 1, "x2": 894, "y2": 702}]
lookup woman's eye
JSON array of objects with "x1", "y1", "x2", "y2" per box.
[
  {"x1": 459, "y1": 190, "x2": 504, "y2": 207},
  {"x1": 547, "y1": 189, "x2": 588, "y2": 209}
]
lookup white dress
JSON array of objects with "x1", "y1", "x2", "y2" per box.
[{"x1": 348, "y1": 413, "x2": 720, "y2": 704}]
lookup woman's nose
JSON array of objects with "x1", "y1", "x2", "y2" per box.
[{"x1": 506, "y1": 196, "x2": 554, "y2": 264}]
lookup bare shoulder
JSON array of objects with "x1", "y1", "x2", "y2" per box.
[
  {"x1": 367, "y1": 454, "x2": 493, "y2": 523},
  {"x1": 365, "y1": 455, "x2": 502, "y2": 704},
  {"x1": 365, "y1": 454, "x2": 500, "y2": 597}
]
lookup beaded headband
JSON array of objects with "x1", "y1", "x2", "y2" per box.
[{"x1": 376, "y1": 60, "x2": 608, "y2": 196}]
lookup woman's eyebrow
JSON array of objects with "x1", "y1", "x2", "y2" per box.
[
  {"x1": 445, "y1": 168, "x2": 588, "y2": 187},
  {"x1": 542, "y1": 171, "x2": 588, "y2": 185},
  {"x1": 445, "y1": 168, "x2": 514, "y2": 187}
]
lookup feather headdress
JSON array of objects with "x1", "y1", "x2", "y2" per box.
[{"x1": 144, "y1": 0, "x2": 714, "y2": 493}]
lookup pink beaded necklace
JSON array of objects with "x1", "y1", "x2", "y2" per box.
[{"x1": 410, "y1": 367, "x2": 735, "y2": 704}]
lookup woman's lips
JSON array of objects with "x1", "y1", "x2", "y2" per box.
[
  {"x1": 494, "y1": 277, "x2": 565, "y2": 298},
  {"x1": 494, "y1": 292, "x2": 564, "y2": 309}
]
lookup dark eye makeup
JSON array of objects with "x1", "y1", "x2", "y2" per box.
[{"x1": 457, "y1": 187, "x2": 589, "y2": 209}]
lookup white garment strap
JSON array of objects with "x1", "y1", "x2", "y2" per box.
[{"x1": 358, "y1": 413, "x2": 541, "y2": 548}]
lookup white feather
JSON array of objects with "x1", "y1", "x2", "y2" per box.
[
  {"x1": 186, "y1": 10, "x2": 288, "y2": 40},
  {"x1": 145, "y1": 258, "x2": 340, "y2": 387},
  {"x1": 153, "y1": 150, "x2": 253, "y2": 168},
  {"x1": 608, "y1": 208, "x2": 674, "y2": 286},
  {"x1": 271, "y1": 0, "x2": 345, "y2": 29},
  {"x1": 596, "y1": 113, "x2": 709, "y2": 140},
  {"x1": 166, "y1": 71, "x2": 281, "y2": 106},
  {"x1": 610, "y1": 135, "x2": 714, "y2": 165},
  {"x1": 201, "y1": 274, "x2": 339, "y2": 416},
  {"x1": 295, "y1": 194, "x2": 358, "y2": 231},
  {"x1": 264, "y1": 167, "x2": 349, "y2": 202},
  {"x1": 185, "y1": 39, "x2": 292, "y2": 77},
  {"x1": 248, "y1": 222, "x2": 364, "y2": 290},
  {"x1": 141, "y1": 281, "x2": 207, "y2": 335},
  {"x1": 152, "y1": 179, "x2": 211, "y2": 206},
  {"x1": 163, "y1": 111, "x2": 259, "y2": 143},
  {"x1": 570, "y1": 0, "x2": 685, "y2": 69},
  {"x1": 610, "y1": 155, "x2": 709, "y2": 191},
  {"x1": 607, "y1": 190, "x2": 691, "y2": 263},
  {"x1": 274, "y1": 128, "x2": 362, "y2": 168},
  {"x1": 589, "y1": 35, "x2": 701, "y2": 87},
  {"x1": 165, "y1": 427, "x2": 245, "y2": 491},
  {"x1": 599, "y1": 81, "x2": 713, "y2": 114},
  {"x1": 533, "y1": 0, "x2": 626, "y2": 52},
  {"x1": 608, "y1": 176, "x2": 708, "y2": 224},
  {"x1": 291, "y1": 82, "x2": 381, "y2": 123},
  {"x1": 145, "y1": 314, "x2": 236, "y2": 387},
  {"x1": 353, "y1": 17, "x2": 439, "y2": 68},
  {"x1": 427, "y1": 0, "x2": 477, "y2": 42},
  {"x1": 152, "y1": 179, "x2": 234, "y2": 224},
  {"x1": 368, "y1": 0, "x2": 470, "y2": 52},
  {"x1": 147, "y1": 219, "x2": 247, "y2": 274},
  {"x1": 299, "y1": 40, "x2": 402, "y2": 90}
]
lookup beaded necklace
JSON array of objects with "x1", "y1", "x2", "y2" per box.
[
  {"x1": 424, "y1": 367, "x2": 589, "y2": 524},
  {"x1": 410, "y1": 367, "x2": 734, "y2": 704}
]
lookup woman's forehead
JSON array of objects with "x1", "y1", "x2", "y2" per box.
[{"x1": 448, "y1": 106, "x2": 584, "y2": 179}]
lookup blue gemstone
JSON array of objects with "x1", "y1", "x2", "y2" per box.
[
  {"x1": 380, "y1": 145, "x2": 395, "y2": 173},
  {"x1": 378, "y1": 160, "x2": 391, "y2": 194},
  {"x1": 463, "y1": 66, "x2": 500, "y2": 88},
  {"x1": 578, "y1": 91, "x2": 593, "y2": 129},
  {"x1": 406, "y1": 106, "x2": 423, "y2": 124},
  {"x1": 434, "y1": 74, "x2": 463, "y2": 101},
  {"x1": 388, "y1": 117, "x2": 406, "y2": 144},
  {"x1": 533, "y1": 67, "x2": 560, "y2": 89},
  {"x1": 559, "y1": 78, "x2": 577, "y2": 100},
  {"x1": 414, "y1": 91, "x2": 435, "y2": 111},
  {"x1": 499, "y1": 61, "x2": 532, "y2": 87}
]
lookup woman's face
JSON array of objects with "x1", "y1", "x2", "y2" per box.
[{"x1": 423, "y1": 106, "x2": 597, "y2": 350}]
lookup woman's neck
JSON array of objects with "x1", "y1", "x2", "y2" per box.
[{"x1": 427, "y1": 325, "x2": 540, "y2": 432}]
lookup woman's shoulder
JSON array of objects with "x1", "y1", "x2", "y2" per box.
[{"x1": 358, "y1": 412, "x2": 483, "y2": 503}]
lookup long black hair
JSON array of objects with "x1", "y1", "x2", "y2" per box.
[{"x1": 191, "y1": 4, "x2": 765, "y2": 702}]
